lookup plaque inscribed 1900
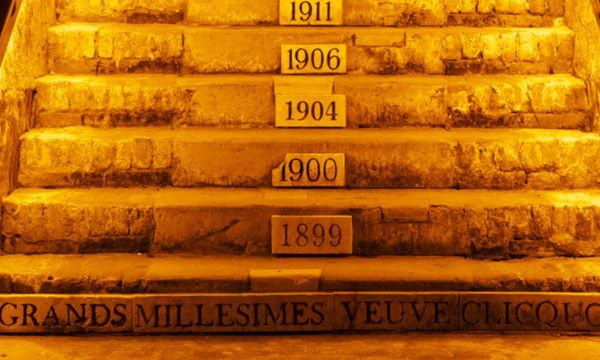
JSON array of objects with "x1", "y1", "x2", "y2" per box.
[
  {"x1": 272, "y1": 215, "x2": 353, "y2": 255},
  {"x1": 275, "y1": 94, "x2": 346, "y2": 128},
  {"x1": 280, "y1": 0, "x2": 343, "y2": 26},
  {"x1": 281, "y1": 44, "x2": 347, "y2": 74},
  {"x1": 272, "y1": 153, "x2": 345, "y2": 188}
]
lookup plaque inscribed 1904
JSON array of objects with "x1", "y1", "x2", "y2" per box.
[
  {"x1": 272, "y1": 153, "x2": 345, "y2": 188},
  {"x1": 272, "y1": 215, "x2": 353, "y2": 255},
  {"x1": 275, "y1": 95, "x2": 346, "y2": 128},
  {"x1": 280, "y1": 0, "x2": 343, "y2": 25}
]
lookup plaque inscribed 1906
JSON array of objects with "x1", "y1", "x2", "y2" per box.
[
  {"x1": 272, "y1": 215, "x2": 353, "y2": 255},
  {"x1": 282, "y1": 44, "x2": 347, "y2": 74},
  {"x1": 272, "y1": 153, "x2": 345, "y2": 188},
  {"x1": 280, "y1": 0, "x2": 343, "y2": 25}
]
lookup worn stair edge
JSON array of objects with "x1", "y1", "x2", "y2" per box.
[
  {"x1": 47, "y1": 24, "x2": 574, "y2": 75},
  {"x1": 56, "y1": 0, "x2": 565, "y2": 27},
  {"x1": 5, "y1": 187, "x2": 600, "y2": 258},
  {"x1": 34, "y1": 74, "x2": 590, "y2": 130},
  {"x1": 17, "y1": 127, "x2": 600, "y2": 190},
  {"x1": 0, "y1": 253, "x2": 599, "y2": 294},
  {"x1": 2, "y1": 335, "x2": 600, "y2": 359}
]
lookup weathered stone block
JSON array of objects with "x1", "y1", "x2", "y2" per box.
[
  {"x1": 47, "y1": 25, "x2": 574, "y2": 75},
  {"x1": 7, "y1": 188, "x2": 600, "y2": 258}
]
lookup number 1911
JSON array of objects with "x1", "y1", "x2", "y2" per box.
[
  {"x1": 280, "y1": 0, "x2": 342, "y2": 25},
  {"x1": 291, "y1": 1, "x2": 332, "y2": 22}
]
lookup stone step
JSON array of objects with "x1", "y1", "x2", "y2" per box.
[
  {"x1": 5, "y1": 187, "x2": 600, "y2": 257},
  {"x1": 0, "y1": 254, "x2": 599, "y2": 333},
  {"x1": 48, "y1": 23, "x2": 574, "y2": 75},
  {"x1": 55, "y1": 0, "x2": 565, "y2": 27},
  {"x1": 2, "y1": 334, "x2": 600, "y2": 358},
  {"x1": 34, "y1": 74, "x2": 590, "y2": 130},
  {"x1": 0, "y1": 253, "x2": 598, "y2": 293},
  {"x1": 17, "y1": 127, "x2": 600, "y2": 190}
]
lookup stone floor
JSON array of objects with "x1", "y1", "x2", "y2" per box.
[{"x1": 0, "y1": 334, "x2": 599, "y2": 359}]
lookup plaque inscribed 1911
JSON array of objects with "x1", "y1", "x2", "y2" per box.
[
  {"x1": 282, "y1": 44, "x2": 347, "y2": 74},
  {"x1": 272, "y1": 153, "x2": 345, "y2": 188},
  {"x1": 272, "y1": 215, "x2": 353, "y2": 255},
  {"x1": 280, "y1": 0, "x2": 343, "y2": 25},
  {"x1": 275, "y1": 94, "x2": 346, "y2": 128}
]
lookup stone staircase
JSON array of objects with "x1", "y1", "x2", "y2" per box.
[{"x1": 3, "y1": 0, "x2": 600, "y2": 334}]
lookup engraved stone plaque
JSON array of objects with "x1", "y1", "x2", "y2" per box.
[
  {"x1": 272, "y1": 153, "x2": 346, "y2": 188},
  {"x1": 334, "y1": 292, "x2": 459, "y2": 331},
  {"x1": 271, "y1": 215, "x2": 353, "y2": 255},
  {"x1": 133, "y1": 293, "x2": 335, "y2": 333},
  {"x1": 459, "y1": 292, "x2": 600, "y2": 332},
  {"x1": 276, "y1": 94, "x2": 346, "y2": 128},
  {"x1": 280, "y1": 0, "x2": 343, "y2": 26},
  {"x1": 281, "y1": 44, "x2": 347, "y2": 74},
  {"x1": 0, "y1": 295, "x2": 132, "y2": 334},
  {"x1": 1, "y1": 292, "x2": 600, "y2": 333}
]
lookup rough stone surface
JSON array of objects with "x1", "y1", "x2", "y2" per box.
[
  {"x1": 2, "y1": 334, "x2": 600, "y2": 359},
  {"x1": 34, "y1": 74, "x2": 590, "y2": 129},
  {"x1": 565, "y1": 0, "x2": 600, "y2": 132},
  {"x1": 47, "y1": 24, "x2": 574, "y2": 75},
  {"x1": 0, "y1": 0, "x2": 55, "y2": 197},
  {"x1": 1, "y1": 253, "x2": 600, "y2": 293},
  {"x1": 17, "y1": 127, "x2": 600, "y2": 190},
  {"x1": 7, "y1": 188, "x2": 600, "y2": 258},
  {"x1": 56, "y1": 0, "x2": 565, "y2": 27}
]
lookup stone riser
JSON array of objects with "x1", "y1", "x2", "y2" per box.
[
  {"x1": 17, "y1": 127, "x2": 600, "y2": 190},
  {"x1": 34, "y1": 74, "x2": 590, "y2": 130},
  {"x1": 1, "y1": 292, "x2": 600, "y2": 334},
  {"x1": 56, "y1": 0, "x2": 565, "y2": 27},
  {"x1": 5, "y1": 188, "x2": 600, "y2": 258},
  {"x1": 48, "y1": 24, "x2": 574, "y2": 75}
]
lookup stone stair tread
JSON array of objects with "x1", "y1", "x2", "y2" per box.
[
  {"x1": 49, "y1": 22, "x2": 575, "y2": 33},
  {"x1": 18, "y1": 126, "x2": 600, "y2": 190},
  {"x1": 47, "y1": 23, "x2": 574, "y2": 75},
  {"x1": 1, "y1": 251, "x2": 600, "y2": 294},
  {"x1": 1, "y1": 334, "x2": 599, "y2": 359},
  {"x1": 34, "y1": 73, "x2": 589, "y2": 129},
  {"x1": 56, "y1": 0, "x2": 564, "y2": 27},
  {"x1": 5, "y1": 187, "x2": 600, "y2": 257},
  {"x1": 22, "y1": 126, "x2": 598, "y2": 145}
]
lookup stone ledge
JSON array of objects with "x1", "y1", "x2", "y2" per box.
[
  {"x1": 46, "y1": 24, "x2": 574, "y2": 75},
  {"x1": 55, "y1": 0, "x2": 564, "y2": 27},
  {"x1": 0, "y1": 253, "x2": 599, "y2": 293},
  {"x1": 16, "y1": 127, "x2": 600, "y2": 190},
  {"x1": 34, "y1": 74, "x2": 590, "y2": 129},
  {"x1": 0, "y1": 291, "x2": 600, "y2": 333},
  {"x1": 6, "y1": 188, "x2": 600, "y2": 258}
]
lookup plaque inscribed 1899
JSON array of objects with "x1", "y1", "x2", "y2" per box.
[{"x1": 272, "y1": 215, "x2": 353, "y2": 255}]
